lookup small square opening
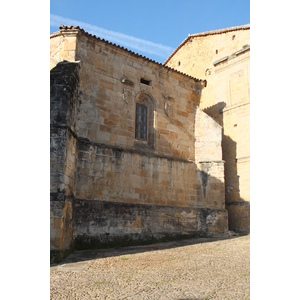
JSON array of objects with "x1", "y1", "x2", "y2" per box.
[{"x1": 140, "y1": 78, "x2": 152, "y2": 86}]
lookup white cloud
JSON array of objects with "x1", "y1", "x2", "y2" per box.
[{"x1": 50, "y1": 14, "x2": 174, "y2": 59}]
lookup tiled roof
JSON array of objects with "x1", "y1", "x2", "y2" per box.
[
  {"x1": 51, "y1": 25, "x2": 203, "y2": 82},
  {"x1": 163, "y1": 24, "x2": 250, "y2": 65}
]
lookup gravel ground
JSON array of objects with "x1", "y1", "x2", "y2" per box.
[{"x1": 50, "y1": 235, "x2": 250, "y2": 299}]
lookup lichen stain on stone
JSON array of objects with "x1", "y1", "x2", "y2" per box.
[{"x1": 133, "y1": 217, "x2": 142, "y2": 228}]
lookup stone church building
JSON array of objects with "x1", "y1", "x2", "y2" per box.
[
  {"x1": 50, "y1": 24, "x2": 249, "y2": 262},
  {"x1": 164, "y1": 24, "x2": 250, "y2": 235}
]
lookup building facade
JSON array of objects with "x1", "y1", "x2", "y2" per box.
[
  {"x1": 165, "y1": 25, "x2": 250, "y2": 234},
  {"x1": 50, "y1": 26, "x2": 229, "y2": 262}
]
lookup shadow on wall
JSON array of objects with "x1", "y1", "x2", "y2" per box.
[
  {"x1": 203, "y1": 102, "x2": 226, "y2": 128},
  {"x1": 203, "y1": 103, "x2": 250, "y2": 234},
  {"x1": 195, "y1": 161, "x2": 225, "y2": 210},
  {"x1": 223, "y1": 134, "x2": 250, "y2": 234}
]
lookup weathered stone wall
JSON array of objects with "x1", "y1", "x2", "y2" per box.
[
  {"x1": 72, "y1": 29, "x2": 227, "y2": 243},
  {"x1": 50, "y1": 30, "x2": 78, "y2": 69},
  {"x1": 50, "y1": 27, "x2": 228, "y2": 260},
  {"x1": 73, "y1": 141, "x2": 227, "y2": 247},
  {"x1": 211, "y1": 52, "x2": 250, "y2": 234},
  {"x1": 74, "y1": 200, "x2": 228, "y2": 249},
  {"x1": 194, "y1": 109, "x2": 225, "y2": 211},
  {"x1": 165, "y1": 26, "x2": 250, "y2": 81},
  {"x1": 74, "y1": 30, "x2": 199, "y2": 161},
  {"x1": 196, "y1": 162, "x2": 225, "y2": 209},
  {"x1": 76, "y1": 143, "x2": 196, "y2": 207},
  {"x1": 50, "y1": 61, "x2": 80, "y2": 262},
  {"x1": 195, "y1": 109, "x2": 222, "y2": 162},
  {"x1": 165, "y1": 26, "x2": 250, "y2": 234}
]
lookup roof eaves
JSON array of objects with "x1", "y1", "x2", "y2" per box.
[{"x1": 56, "y1": 25, "x2": 202, "y2": 82}]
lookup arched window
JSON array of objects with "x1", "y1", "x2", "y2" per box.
[{"x1": 134, "y1": 92, "x2": 155, "y2": 149}]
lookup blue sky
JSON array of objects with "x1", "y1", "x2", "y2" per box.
[{"x1": 50, "y1": 0, "x2": 250, "y2": 63}]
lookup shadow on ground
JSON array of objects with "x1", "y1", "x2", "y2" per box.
[{"x1": 51, "y1": 234, "x2": 241, "y2": 267}]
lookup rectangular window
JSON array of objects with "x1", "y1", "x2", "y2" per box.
[{"x1": 135, "y1": 103, "x2": 147, "y2": 140}]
